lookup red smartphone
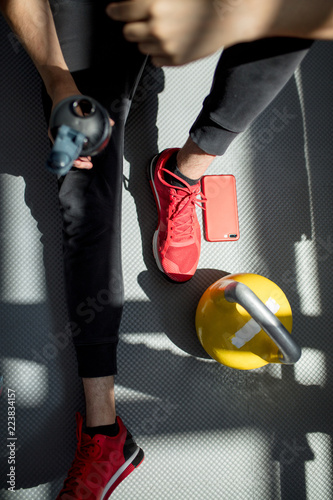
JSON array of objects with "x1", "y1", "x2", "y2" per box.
[{"x1": 201, "y1": 174, "x2": 239, "y2": 242}]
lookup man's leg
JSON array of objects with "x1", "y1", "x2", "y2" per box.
[
  {"x1": 176, "y1": 137, "x2": 216, "y2": 180},
  {"x1": 45, "y1": 2, "x2": 147, "y2": 498},
  {"x1": 149, "y1": 37, "x2": 313, "y2": 282},
  {"x1": 83, "y1": 376, "x2": 116, "y2": 427},
  {"x1": 53, "y1": 80, "x2": 145, "y2": 499},
  {"x1": 183, "y1": 37, "x2": 314, "y2": 175}
]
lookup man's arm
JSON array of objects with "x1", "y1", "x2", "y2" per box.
[
  {"x1": 106, "y1": 0, "x2": 333, "y2": 66},
  {"x1": 0, "y1": 0, "x2": 80, "y2": 104},
  {"x1": 0, "y1": 0, "x2": 93, "y2": 168}
]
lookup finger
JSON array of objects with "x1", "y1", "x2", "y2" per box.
[
  {"x1": 150, "y1": 56, "x2": 168, "y2": 67},
  {"x1": 73, "y1": 164, "x2": 93, "y2": 170},
  {"x1": 73, "y1": 156, "x2": 93, "y2": 169},
  {"x1": 77, "y1": 156, "x2": 92, "y2": 161},
  {"x1": 137, "y1": 41, "x2": 166, "y2": 56},
  {"x1": 123, "y1": 21, "x2": 154, "y2": 43},
  {"x1": 106, "y1": 1, "x2": 150, "y2": 22},
  {"x1": 150, "y1": 52, "x2": 189, "y2": 66},
  {"x1": 151, "y1": 56, "x2": 175, "y2": 67}
]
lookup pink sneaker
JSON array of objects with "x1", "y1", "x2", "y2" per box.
[
  {"x1": 148, "y1": 148, "x2": 204, "y2": 282},
  {"x1": 56, "y1": 413, "x2": 144, "y2": 499}
]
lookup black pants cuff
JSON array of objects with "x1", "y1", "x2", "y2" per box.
[
  {"x1": 76, "y1": 342, "x2": 118, "y2": 378},
  {"x1": 190, "y1": 113, "x2": 239, "y2": 156}
]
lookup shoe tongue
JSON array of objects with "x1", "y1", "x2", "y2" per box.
[
  {"x1": 78, "y1": 434, "x2": 100, "y2": 460},
  {"x1": 81, "y1": 431, "x2": 99, "y2": 450},
  {"x1": 81, "y1": 432, "x2": 91, "y2": 444},
  {"x1": 173, "y1": 187, "x2": 197, "y2": 210}
]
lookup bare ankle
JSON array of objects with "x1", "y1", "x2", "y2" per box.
[
  {"x1": 82, "y1": 376, "x2": 116, "y2": 427},
  {"x1": 177, "y1": 137, "x2": 216, "y2": 179}
]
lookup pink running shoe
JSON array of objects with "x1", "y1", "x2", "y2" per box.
[
  {"x1": 148, "y1": 148, "x2": 205, "y2": 282},
  {"x1": 56, "y1": 413, "x2": 144, "y2": 499}
]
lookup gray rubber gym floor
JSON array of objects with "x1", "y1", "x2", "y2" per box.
[{"x1": 1, "y1": 15, "x2": 333, "y2": 499}]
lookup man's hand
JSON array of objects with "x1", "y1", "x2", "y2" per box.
[
  {"x1": 49, "y1": 87, "x2": 115, "y2": 171},
  {"x1": 49, "y1": 89, "x2": 93, "y2": 170},
  {"x1": 106, "y1": 0, "x2": 267, "y2": 66},
  {"x1": 106, "y1": 0, "x2": 333, "y2": 67}
]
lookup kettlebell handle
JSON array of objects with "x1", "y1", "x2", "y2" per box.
[{"x1": 223, "y1": 280, "x2": 301, "y2": 364}]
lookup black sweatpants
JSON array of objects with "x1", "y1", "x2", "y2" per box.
[
  {"x1": 49, "y1": 0, "x2": 312, "y2": 378},
  {"x1": 47, "y1": 0, "x2": 146, "y2": 378},
  {"x1": 191, "y1": 37, "x2": 313, "y2": 155}
]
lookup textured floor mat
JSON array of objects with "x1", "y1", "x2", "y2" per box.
[{"x1": 1, "y1": 13, "x2": 333, "y2": 499}]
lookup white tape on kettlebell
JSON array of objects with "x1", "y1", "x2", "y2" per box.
[{"x1": 231, "y1": 297, "x2": 280, "y2": 348}]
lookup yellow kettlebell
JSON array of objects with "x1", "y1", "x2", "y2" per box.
[{"x1": 195, "y1": 273, "x2": 301, "y2": 370}]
